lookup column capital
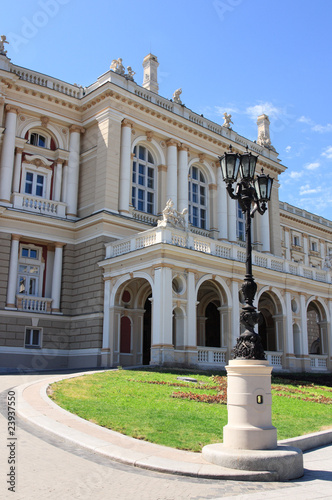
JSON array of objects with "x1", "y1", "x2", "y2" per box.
[
  {"x1": 55, "y1": 242, "x2": 65, "y2": 249},
  {"x1": 178, "y1": 144, "x2": 189, "y2": 152},
  {"x1": 56, "y1": 158, "x2": 66, "y2": 165},
  {"x1": 11, "y1": 234, "x2": 21, "y2": 241},
  {"x1": 69, "y1": 124, "x2": 85, "y2": 134},
  {"x1": 166, "y1": 139, "x2": 178, "y2": 148},
  {"x1": 15, "y1": 147, "x2": 24, "y2": 155},
  {"x1": 209, "y1": 183, "x2": 217, "y2": 191},
  {"x1": 121, "y1": 118, "x2": 134, "y2": 128},
  {"x1": 5, "y1": 104, "x2": 21, "y2": 115},
  {"x1": 158, "y1": 164, "x2": 167, "y2": 172}
]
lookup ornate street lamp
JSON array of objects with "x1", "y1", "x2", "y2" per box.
[{"x1": 219, "y1": 145, "x2": 274, "y2": 360}]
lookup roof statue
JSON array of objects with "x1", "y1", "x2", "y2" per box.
[
  {"x1": 173, "y1": 88, "x2": 182, "y2": 104},
  {"x1": 0, "y1": 35, "x2": 9, "y2": 56},
  {"x1": 126, "y1": 66, "x2": 136, "y2": 81},
  {"x1": 158, "y1": 199, "x2": 188, "y2": 230},
  {"x1": 110, "y1": 58, "x2": 136, "y2": 82},
  {"x1": 222, "y1": 112, "x2": 233, "y2": 129}
]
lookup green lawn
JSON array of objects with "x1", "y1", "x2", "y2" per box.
[{"x1": 49, "y1": 369, "x2": 332, "y2": 452}]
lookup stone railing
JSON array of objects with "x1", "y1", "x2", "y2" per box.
[
  {"x1": 280, "y1": 201, "x2": 332, "y2": 228},
  {"x1": 266, "y1": 351, "x2": 283, "y2": 369},
  {"x1": 12, "y1": 193, "x2": 67, "y2": 218},
  {"x1": 16, "y1": 295, "x2": 52, "y2": 313},
  {"x1": 197, "y1": 347, "x2": 227, "y2": 365},
  {"x1": 310, "y1": 355, "x2": 328, "y2": 370},
  {"x1": 11, "y1": 65, "x2": 82, "y2": 98},
  {"x1": 104, "y1": 225, "x2": 332, "y2": 284}
]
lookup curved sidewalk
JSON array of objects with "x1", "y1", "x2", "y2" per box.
[{"x1": 15, "y1": 371, "x2": 332, "y2": 482}]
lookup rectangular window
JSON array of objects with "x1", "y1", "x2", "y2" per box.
[
  {"x1": 25, "y1": 328, "x2": 41, "y2": 348},
  {"x1": 294, "y1": 236, "x2": 300, "y2": 246},
  {"x1": 24, "y1": 172, "x2": 45, "y2": 198}
]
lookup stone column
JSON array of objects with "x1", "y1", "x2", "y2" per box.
[
  {"x1": 119, "y1": 119, "x2": 133, "y2": 215},
  {"x1": 186, "y1": 270, "x2": 197, "y2": 348},
  {"x1": 284, "y1": 291, "x2": 295, "y2": 369},
  {"x1": 217, "y1": 167, "x2": 228, "y2": 239},
  {"x1": 218, "y1": 305, "x2": 229, "y2": 347},
  {"x1": 166, "y1": 140, "x2": 178, "y2": 208},
  {"x1": 300, "y1": 294, "x2": 309, "y2": 357},
  {"x1": 228, "y1": 197, "x2": 237, "y2": 242},
  {"x1": 151, "y1": 266, "x2": 173, "y2": 365},
  {"x1": 0, "y1": 106, "x2": 19, "y2": 202},
  {"x1": 6, "y1": 234, "x2": 20, "y2": 308},
  {"x1": 284, "y1": 228, "x2": 291, "y2": 260},
  {"x1": 260, "y1": 207, "x2": 270, "y2": 252},
  {"x1": 158, "y1": 164, "x2": 167, "y2": 213},
  {"x1": 51, "y1": 243, "x2": 64, "y2": 313},
  {"x1": 65, "y1": 125, "x2": 84, "y2": 216},
  {"x1": 12, "y1": 147, "x2": 24, "y2": 193},
  {"x1": 303, "y1": 236, "x2": 309, "y2": 266},
  {"x1": 177, "y1": 145, "x2": 189, "y2": 213},
  {"x1": 53, "y1": 159, "x2": 65, "y2": 202},
  {"x1": 101, "y1": 280, "x2": 114, "y2": 368},
  {"x1": 209, "y1": 183, "x2": 217, "y2": 235}
]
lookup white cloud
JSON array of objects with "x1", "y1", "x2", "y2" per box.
[
  {"x1": 285, "y1": 145, "x2": 291, "y2": 153},
  {"x1": 245, "y1": 102, "x2": 282, "y2": 120},
  {"x1": 299, "y1": 184, "x2": 322, "y2": 195},
  {"x1": 215, "y1": 105, "x2": 240, "y2": 116},
  {"x1": 322, "y1": 146, "x2": 332, "y2": 159},
  {"x1": 289, "y1": 171, "x2": 303, "y2": 179},
  {"x1": 298, "y1": 115, "x2": 314, "y2": 125},
  {"x1": 311, "y1": 123, "x2": 332, "y2": 133},
  {"x1": 305, "y1": 162, "x2": 320, "y2": 170}
]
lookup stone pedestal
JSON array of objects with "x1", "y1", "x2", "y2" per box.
[
  {"x1": 223, "y1": 359, "x2": 277, "y2": 450},
  {"x1": 202, "y1": 359, "x2": 303, "y2": 481}
]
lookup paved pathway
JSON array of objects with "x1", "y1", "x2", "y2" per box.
[{"x1": 0, "y1": 371, "x2": 331, "y2": 500}]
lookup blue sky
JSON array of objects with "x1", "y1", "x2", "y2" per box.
[{"x1": 2, "y1": 0, "x2": 332, "y2": 219}]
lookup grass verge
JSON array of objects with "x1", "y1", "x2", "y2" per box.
[{"x1": 49, "y1": 368, "x2": 332, "y2": 452}]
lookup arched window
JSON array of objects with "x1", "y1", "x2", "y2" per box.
[
  {"x1": 132, "y1": 145, "x2": 156, "y2": 214},
  {"x1": 26, "y1": 129, "x2": 56, "y2": 150},
  {"x1": 188, "y1": 166, "x2": 208, "y2": 229}
]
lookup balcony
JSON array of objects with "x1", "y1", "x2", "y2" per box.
[
  {"x1": 105, "y1": 225, "x2": 332, "y2": 285},
  {"x1": 12, "y1": 193, "x2": 67, "y2": 218},
  {"x1": 16, "y1": 295, "x2": 52, "y2": 313}
]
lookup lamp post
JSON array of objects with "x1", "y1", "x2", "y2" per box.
[
  {"x1": 219, "y1": 145, "x2": 273, "y2": 360},
  {"x1": 202, "y1": 144, "x2": 303, "y2": 478}
]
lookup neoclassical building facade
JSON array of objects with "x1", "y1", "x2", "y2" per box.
[{"x1": 0, "y1": 43, "x2": 331, "y2": 372}]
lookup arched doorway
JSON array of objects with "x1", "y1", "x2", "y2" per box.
[
  {"x1": 113, "y1": 278, "x2": 152, "y2": 366},
  {"x1": 307, "y1": 301, "x2": 327, "y2": 355},
  {"x1": 196, "y1": 279, "x2": 228, "y2": 348},
  {"x1": 258, "y1": 291, "x2": 283, "y2": 352}
]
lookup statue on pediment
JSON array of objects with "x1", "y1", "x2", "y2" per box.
[
  {"x1": 173, "y1": 88, "x2": 182, "y2": 104},
  {"x1": 0, "y1": 35, "x2": 9, "y2": 56},
  {"x1": 222, "y1": 112, "x2": 233, "y2": 129},
  {"x1": 158, "y1": 199, "x2": 188, "y2": 230}
]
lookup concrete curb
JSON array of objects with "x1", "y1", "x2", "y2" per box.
[{"x1": 14, "y1": 371, "x2": 332, "y2": 482}]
